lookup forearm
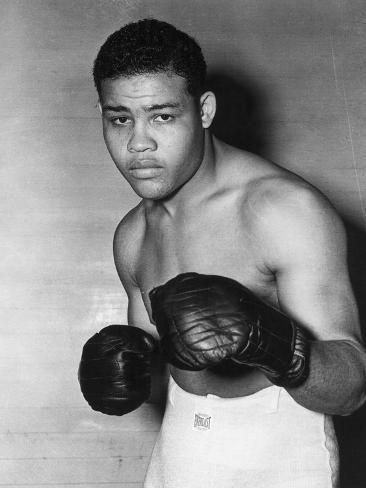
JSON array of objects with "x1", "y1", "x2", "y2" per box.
[{"x1": 286, "y1": 340, "x2": 366, "y2": 416}]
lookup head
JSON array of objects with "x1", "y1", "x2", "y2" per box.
[
  {"x1": 93, "y1": 18, "x2": 207, "y2": 103},
  {"x1": 94, "y1": 19, "x2": 216, "y2": 200}
]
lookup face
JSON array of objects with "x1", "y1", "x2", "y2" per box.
[{"x1": 100, "y1": 72, "x2": 206, "y2": 200}]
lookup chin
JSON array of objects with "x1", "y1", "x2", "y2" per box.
[{"x1": 129, "y1": 180, "x2": 173, "y2": 200}]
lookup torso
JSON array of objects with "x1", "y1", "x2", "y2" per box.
[
  {"x1": 139, "y1": 199, "x2": 276, "y2": 395},
  {"x1": 119, "y1": 142, "x2": 309, "y2": 397}
]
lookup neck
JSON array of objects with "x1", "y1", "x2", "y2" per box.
[{"x1": 149, "y1": 131, "x2": 218, "y2": 217}]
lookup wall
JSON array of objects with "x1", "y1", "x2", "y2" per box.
[{"x1": 1, "y1": 0, "x2": 365, "y2": 486}]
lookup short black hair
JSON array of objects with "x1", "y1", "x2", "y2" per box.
[{"x1": 93, "y1": 19, "x2": 207, "y2": 99}]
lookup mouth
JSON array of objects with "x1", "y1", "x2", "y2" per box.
[
  {"x1": 129, "y1": 167, "x2": 163, "y2": 179},
  {"x1": 128, "y1": 160, "x2": 163, "y2": 179}
]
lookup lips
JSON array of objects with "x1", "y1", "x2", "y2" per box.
[
  {"x1": 130, "y1": 159, "x2": 161, "y2": 171},
  {"x1": 129, "y1": 159, "x2": 163, "y2": 179}
]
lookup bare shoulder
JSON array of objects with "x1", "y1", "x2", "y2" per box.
[
  {"x1": 113, "y1": 202, "x2": 146, "y2": 289},
  {"x1": 215, "y1": 141, "x2": 346, "y2": 265},
  {"x1": 245, "y1": 167, "x2": 346, "y2": 269},
  {"x1": 248, "y1": 170, "x2": 342, "y2": 230},
  {"x1": 215, "y1": 142, "x2": 343, "y2": 238},
  {"x1": 216, "y1": 142, "x2": 307, "y2": 198}
]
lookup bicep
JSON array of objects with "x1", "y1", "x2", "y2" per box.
[
  {"x1": 113, "y1": 212, "x2": 157, "y2": 338},
  {"x1": 268, "y1": 195, "x2": 361, "y2": 342},
  {"x1": 276, "y1": 258, "x2": 360, "y2": 342},
  {"x1": 115, "y1": 254, "x2": 157, "y2": 337},
  {"x1": 127, "y1": 286, "x2": 159, "y2": 339}
]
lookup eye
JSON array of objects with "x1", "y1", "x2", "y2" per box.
[
  {"x1": 154, "y1": 114, "x2": 174, "y2": 122},
  {"x1": 111, "y1": 116, "x2": 131, "y2": 126}
]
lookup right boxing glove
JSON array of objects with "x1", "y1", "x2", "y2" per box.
[
  {"x1": 78, "y1": 324, "x2": 157, "y2": 416},
  {"x1": 150, "y1": 272, "x2": 309, "y2": 387}
]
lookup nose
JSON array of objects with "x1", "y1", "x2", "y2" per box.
[{"x1": 127, "y1": 121, "x2": 157, "y2": 153}]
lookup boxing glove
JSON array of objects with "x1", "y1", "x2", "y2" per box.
[
  {"x1": 78, "y1": 324, "x2": 157, "y2": 415},
  {"x1": 149, "y1": 272, "x2": 309, "y2": 387}
]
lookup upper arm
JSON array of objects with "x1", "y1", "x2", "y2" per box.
[
  {"x1": 261, "y1": 185, "x2": 361, "y2": 343},
  {"x1": 113, "y1": 208, "x2": 157, "y2": 337}
]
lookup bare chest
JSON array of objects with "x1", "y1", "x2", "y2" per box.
[{"x1": 136, "y1": 206, "x2": 278, "y2": 320}]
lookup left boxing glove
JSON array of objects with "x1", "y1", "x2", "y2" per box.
[
  {"x1": 78, "y1": 324, "x2": 157, "y2": 416},
  {"x1": 149, "y1": 272, "x2": 309, "y2": 387}
]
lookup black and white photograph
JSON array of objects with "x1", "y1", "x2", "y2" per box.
[{"x1": 2, "y1": 1, "x2": 366, "y2": 487}]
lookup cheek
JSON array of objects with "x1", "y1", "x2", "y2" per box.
[
  {"x1": 177, "y1": 127, "x2": 203, "y2": 162},
  {"x1": 102, "y1": 120, "x2": 110, "y2": 143},
  {"x1": 168, "y1": 123, "x2": 201, "y2": 155},
  {"x1": 102, "y1": 125, "x2": 113, "y2": 152},
  {"x1": 103, "y1": 128, "x2": 127, "y2": 160}
]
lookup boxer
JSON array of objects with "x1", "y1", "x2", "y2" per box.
[{"x1": 85, "y1": 18, "x2": 366, "y2": 487}]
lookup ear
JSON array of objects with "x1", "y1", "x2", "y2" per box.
[{"x1": 200, "y1": 91, "x2": 216, "y2": 128}]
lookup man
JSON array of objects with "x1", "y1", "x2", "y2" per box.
[{"x1": 89, "y1": 18, "x2": 366, "y2": 487}]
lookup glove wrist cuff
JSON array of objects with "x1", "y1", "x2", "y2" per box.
[
  {"x1": 266, "y1": 325, "x2": 310, "y2": 387},
  {"x1": 233, "y1": 317, "x2": 310, "y2": 388}
]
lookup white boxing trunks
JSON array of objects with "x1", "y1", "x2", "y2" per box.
[{"x1": 144, "y1": 376, "x2": 339, "y2": 488}]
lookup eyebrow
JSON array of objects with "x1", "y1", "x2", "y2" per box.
[{"x1": 102, "y1": 102, "x2": 182, "y2": 113}]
